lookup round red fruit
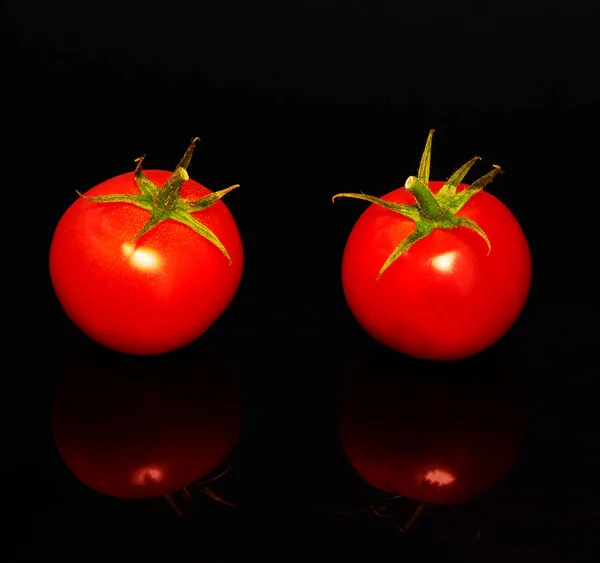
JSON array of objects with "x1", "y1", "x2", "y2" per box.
[
  {"x1": 333, "y1": 130, "x2": 531, "y2": 361},
  {"x1": 50, "y1": 138, "x2": 243, "y2": 355}
]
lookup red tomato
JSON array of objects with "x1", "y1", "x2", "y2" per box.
[
  {"x1": 49, "y1": 139, "x2": 243, "y2": 355},
  {"x1": 338, "y1": 351, "x2": 524, "y2": 505},
  {"x1": 52, "y1": 344, "x2": 242, "y2": 500},
  {"x1": 333, "y1": 131, "x2": 531, "y2": 360}
]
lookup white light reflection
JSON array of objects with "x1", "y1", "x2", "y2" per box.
[
  {"x1": 431, "y1": 251, "x2": 456, "y2": 273},
  {"x1": 132, "y1": 465, "x2": 164, "y2": 486},
  {"x1": 424, "y1": 468, "x2": 456, "y2": 486},
  {"x1": 121, "y1": 242, "x2": 161, "y2": 271}
]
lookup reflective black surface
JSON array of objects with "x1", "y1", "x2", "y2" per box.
[{"x1": 9, "y1": 1, "x2": 600, "y2": 561}]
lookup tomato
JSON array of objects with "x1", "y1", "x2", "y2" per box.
[
  {"x1": 49, "y1": 138, "x2": 243, "y2": 355},
  {"x1": 52, "y1": 343, "x2": 242, "y2": 501},
  {"x1": 333, "y1": 130, "x2": 531, "y2": 360},
  {"x1": 338, "y1": 348, "x2": 524, "y2": 505}
]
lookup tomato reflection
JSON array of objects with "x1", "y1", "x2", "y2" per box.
[
  {"x1": 338, "y1": 347, "x2": 524, "y2": 505},
  {"x1": 52, "y1": 342, "x2": 242, "y2": 500}
]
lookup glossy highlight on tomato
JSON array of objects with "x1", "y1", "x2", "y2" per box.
[
  {"x1": 49, "y1": 139, "x2": 243, "y2": 355},
  {"x1": 333, "y1": 131, "x2": 532, "y2": 361},
  {"x1": 338, "y1": 348, "x2": 524, "y2": 505},
  {"x1": 52, "y1": 343, "x2": 242, "y2": 500}
]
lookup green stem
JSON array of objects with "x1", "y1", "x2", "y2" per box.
[
  {"x1": 332, "y1": 130, "x2": 502, "y2": 278},
  {"x1": 157, "y1": 167, "x2": 190, "y2": 209},
  {"x1": 405, "y1": 176, "x2": 443, "y2": 220},
  {"x1": 73, "y1": 138, "x2": 238, "y2": 260}
]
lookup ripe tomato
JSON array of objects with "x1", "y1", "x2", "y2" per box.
[
  {"x1": 52, "y1": 343, "x2": 242, "y2": 500},
  {"x1": 338, "y1": 349, "x2": 524, "y2": 505},
  {"x1": 333, "y1": 130, "x2": 531, "y2": 360},
  {"x1": 49, "y1": 138, "x2": 243, "y2": 355}
]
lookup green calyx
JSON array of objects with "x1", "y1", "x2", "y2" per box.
[
  {"x1": 332, "y1": 129, "x2": 502, "y2": 279},
  {"x1": 76, "y1": 137, "x2": 238, "y2": 262}
]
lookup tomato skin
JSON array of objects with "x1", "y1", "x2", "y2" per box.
[
  {"x1": 49, "y1": 170, "x2": 243, "y2": 355},
  {"x1": 52, "y1": 345, "x2": 242, "y2": 500},
  {"x1": 341, "y1": 181, "x2": 532, "y2": 360},
  {"x1": 338, "y1": 357, "x2": 524, "y2": 504}
]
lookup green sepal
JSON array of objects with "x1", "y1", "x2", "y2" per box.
[
  {"x1": 158, "y1": 167, "x2": 190, "y2": 208},
  {"x1": 133, "y1": 155, "x2": 157, "y2": 197},
  {"x1": 75, "y1": 138, "x2": 238, "y2": 262},
  {"x1": 331, "y1": 192, "x2": 422, "y2": 222},
  {"x1": 132, "y1": 214, "x2": 167, "y2": 243},
  {"x1": 76, "y1": 191, "x2": 155, "y2": 212},
  {"x1": 417, "y1": 129, "x2": 434, "y2": 187},
  {"x1": 453, "y1": 216, "x2": 491, "y2": 255},
  {"x1": 445, "y1": 165, "x2": 502, "y2": 214},
  {"x1": 435, "y1": 156, "x2": 482, "y2": 204},
  {"x1": 183, "y1": 184, "x2": 240, "y2": 213},
  {"x1": 176, "y1": 136, "x2": 200, "y2": 170},
  {"x1": 170, "y1": 209, "x2": 232, "y2": 262},
  {"x1": 378, "y1": 221, "x2": 434, "y2": 279},
  {"x1": 332, "y1": 130, "x2": 502, "y2": 279}
]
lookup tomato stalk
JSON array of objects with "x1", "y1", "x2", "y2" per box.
[
  {"x1": 164, "y1": 464, "x2": 235, "y2": 516},
  {"x1": 369, "y1": 496, "x2": 427, "y2": 532},
  {"x1": 188, "y1": 463, "x2": 236, "y2": 507},
  {"x1": 333, "y1": 495, "x2": 484, "y2": 538},
  {"x1": 332, "y1": 130, "x2": 502, "y2": 278},
  {"x1": 75, "y1": 137, "x2": 239, "y2": 262},
  {"x1": 395, "y1": 501, "x2": 426, "y2": 533},
  {"x1": 164, "y1": 486, "x2": 193, "y2": 516},
  {"x1": 440, "y1": 502, "x2": 484, "y2": 540},
  {"x1": 332, "y1": 495, "x2": 427, "y2": 532}
]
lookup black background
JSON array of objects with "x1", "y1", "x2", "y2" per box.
[{"x1": 5, "y1": 1, "x2": 600, "y2": 561}]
